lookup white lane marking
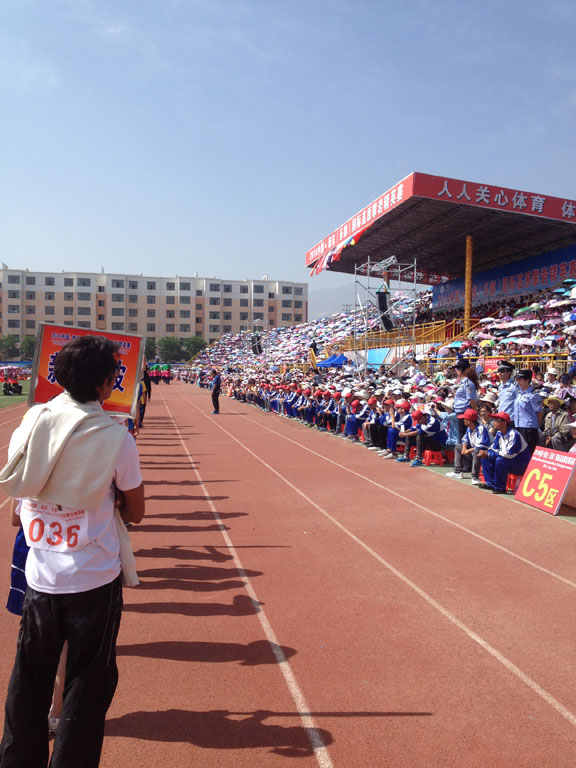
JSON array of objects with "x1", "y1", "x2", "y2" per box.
[
  {"x1": 159, "y1": 391, "x2": 334, "y2": 768},
  {"x1": 0, "y1": 497, "x2": 10, "y2": 509},
  {"x1": 180, "y1": 394, "x2": 576, "y2": 731},
  {"x1": 222, "y1": 406, "x2": 576, "y2": 591}
]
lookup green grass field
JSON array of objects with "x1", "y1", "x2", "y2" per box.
[{"x1": 0, "y1": 379, "x2": 30, "y2": 409}]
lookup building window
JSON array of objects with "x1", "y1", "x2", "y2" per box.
[
  {"x1": 45, "y1": 306, "x2": 55, "y2": 315},
  {"x1": 223, "y1": 312, "x2": 232, "y2": 320},
  {"x1": 223, "y1": 325, "x2": 232, "y2": 332},
  {"x1": 111, "y1": 308, "x2": 124, "y2": 316},
  {"x1": 25, "y1": 291, "x2": 36, "y2": 300},
  {"x1": 111, "y1": 279, "x2": 125, "y2": 289},
  {"x1": 180, "y1": 295, "x2": 190, "y2": 304},
  {"x1": 196, "y1": 317, "x2": 202, "y2": 324},
  {"x1": 282, "y1": 313, "x2": 292, "y2": 321},
  {"x1": 146, "y1": 309, "x2": 156, "y2": 318},
  {"x1": 64, "y1": 293, "x2": 74, "y2": 302},
  {"x1": 196, "y1": 289, "x2": 203, "y2": 296},
  {"x1": 25, "y1": 306, "x2": 35, "y2": 315},
  {"x1": 253, "y1": 313, "x2": 264, "y2": 320},
  {"x1": 64, "y1": 307, "x2": 73, "y2": 316},
  {"x1": 78, "y1": 292, "x2": 91, "y2": 301},
  {"x1": 179, "y1": 324, "x2": 190, "y2": 333},
  {"x1": 26, "y1": 320, "x2": 36, "y2": 329},
  {"x1": 98, "y1": 300, "x2": 104, "y2": 307},
  {"x1": 282, "y1": 300, "x2": 292, "y2": 307},
  {"x1": 26, "y1": 276, "x2": 36, "y2": 285},
  {"x1": 179, "y1": 310, "x2": 190, "y2": 318},
  {"x1": 8, "y1": 275, "x2": 20, "y2": 284},
  {"x1": 196, "y1": 303, "x2": 203, "y2": 310},
  {"x1": 166, "y1": 282, "x2": 175, "y2": 291},
  {"x1": 240, "y1": 299, "x2": 249, "y2": 307},
  {"x1": 166, "y1": 296, "x2": 175, "y2": 305},
  {"x1": 45, "y1": 277, "x2": 55, "y2": 286},
  {"x1": 7, "y1": 305, "x2": 20, "y2": 314},
  {"x1": 209, "y1": 325, "x2": 220, "y2": 333},
  {"x1": 98, "y1": 314, "x2": 105, "y2": 321},
  {"x1": 128, "y1": 280, "x2": 138, "y2": 290},
  {"x1": 179, "y1": 282, "x2": 190, "y2": 291},
  {"x1": 294, "y1": 286, "x2": 303, "y2": 295},
  {"x1": 223, "y1": 284, "x2": 232, "y2": 293},
  {"x1": 111, "y1": 322, "x2": 124, "y2": 331},
  {"x1": 128, "y1": 295, "x2": 138, "y2": 303},
  {"x1": 166, "y1": 310, "x2": 175, "y2": 319},
  {"x1": 64, "y1": 321, "x2": 73, "y2": 326},
  {"x1": 209, "y1": 311, "x2": 220, "y2": 320},
  {"x1": 209, "y1": 283, "x2": 220, "y2": 292},
  {"x1": 8, "y1": 320, "x2": 20, "y2": 328},
  {"x1": 8, "y1": 291, "x2": 20, "y2": 299},
  {"x1": 98, "y1": 285, "x2": 105, "y2": 292},
  {"x1": 209, "y1": 297, "x2": 220, "y2": 306},
  {"x1": 239, "y1": 325, "x2": 247, "y2": 331},
  {"x1": 240, "y1": 285, "x2": 248, "y2": 294},
  {"x1": 295, "y1": 314, "x2": 302, "y2": 321},
  {"x1": 268, "y1": 292, "x2": 275, "y2": 299},
  {"x1": 147, "y1": 296, "x2": 156, "y2": 304},
  {"x1": 147, "y1": 281, "x2": 156, "y2": 290},
  {"x1": 128, "y1": 323, "x2": 138, "y2": 332},
  {"x1": 253, "y1": 285, "x2": 264, "y2": 293},
  {"x1": 146, "y1": 323, "x2": 156, "y2": 332},
  {"x1": 268, "y1": 306, "x2": 274, "y2": 312},
  {"x1": 45, "y1": 292, "x2": 54, "y2": 301},
  {"x1": 282, "y1": 286, "x2": 292, "y2": 294},
  {"x1": 165, "y1": 323, "x2": 174, "y2": 332},
  {"x1": 294, "y1": 300, "x2": 302, "y2": 308},
  {"x1": 240, "y1": 312, "x2": 248, "y2": 320},
  {"x1": 112, "y1": 294, "x2": 125, "y2": 302},
  {"x1": 254, "y1": 299, "x2": 264, "y2": 307},
  {"x1": 78, "y1": 278, "x2": 91, "y2": 287},
  {"x1": 64, "y1": 278, "x2": 74, "y2": 287},
  {"x1": 129, "y1": 308, "x2": 138, "y2": 317},
  {"x1": 222, "y1": 298, "x2": 232, "y2": 307}
]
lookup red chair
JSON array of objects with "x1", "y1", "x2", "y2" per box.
[
  {"x1": 506, "y1": 473, "x2": 523, "y2": 492},
  {"x1": 423, "y1": 450, "x2": 444, "y2": 467},
  {"x1": 409, "y1": 446, "x2": 418, "y2": 460},
  {"x1": 445, "y1": 449, "x2": 455, "y2": 464}
]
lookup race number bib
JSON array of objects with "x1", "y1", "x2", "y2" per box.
[{"x1": 20, "y1": 499, "x2": 90, "y2": 553}]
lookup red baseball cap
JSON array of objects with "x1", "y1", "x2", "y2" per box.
[
  {"x1": 457, "y1": 408, "x2": 478, "y2": 421},
  {"x1": 493, "y1": 411, "x2": 511, "y2": 423},
  {"x1": 411, "y1": 410, "x2": 426, "y2": 421}
]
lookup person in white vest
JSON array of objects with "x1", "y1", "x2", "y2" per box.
[{"x1": 0, "y1": 335, "x2": 145, "y2": 768}]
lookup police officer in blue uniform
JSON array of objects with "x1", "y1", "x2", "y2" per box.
[
  {"x1": 497, "y1": 360, "x2": 518, "y2": 421},
  {"x1": 513, "y1": 369, "x2": 542, "y2": 455}
]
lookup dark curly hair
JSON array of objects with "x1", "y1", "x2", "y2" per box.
[{"x1": 53, "y1": 335, "x2": 119, "y2": 403}]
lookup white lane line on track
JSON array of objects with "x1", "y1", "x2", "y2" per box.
[
  {"x1": 159, "y1": 391, "x2": 334, "y2": 768},
  {"x1": 183, "y1": 394, "x2": 576, "y2": 731},
  {"x1": 229, "y1": 406, "x2": 576, "y2": 591}
]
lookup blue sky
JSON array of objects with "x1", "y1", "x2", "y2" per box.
[{"x1": 1, "y1": 0, "x2": 575, "y2": 310}]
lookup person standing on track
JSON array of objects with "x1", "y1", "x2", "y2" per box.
[
  {"x1": 0, "y1": 335, "x2": 145, "y2": 768},
  {"x1": 211, "y1": 368, "x2": 222, "y2": 414}
]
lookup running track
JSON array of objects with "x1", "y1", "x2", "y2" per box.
[{"x1": 1, "y1": 384, "x2": 575, "y2": 766}]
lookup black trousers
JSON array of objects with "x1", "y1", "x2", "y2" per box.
[
  {"x1": 0, "y1": 575, "x2": 123, "y2": 768},
  {"x1": 517, "y1": 427, "x2": 539, "y2": 456},
  {"x1": 211, "y1": 390, "x2": 220, "y2": 413}
]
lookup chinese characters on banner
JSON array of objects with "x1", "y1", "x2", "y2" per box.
[
  {"x1": 514, "y1": 447, "x2": 576, "y2": 515},
  {"x1": 30, "y1": 323, "x2": 144, "y2": 417},
  {"x1": 306, "y1": 171, "x2": 576, "y2": 276}
]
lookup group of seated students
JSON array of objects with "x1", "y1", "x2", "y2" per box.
[
  {"x1": 2, "y1": 378, "x2": 22, "y2": 396},
  {"x1": 223, "y1": 360, "x2": 576, "y2": 496}
]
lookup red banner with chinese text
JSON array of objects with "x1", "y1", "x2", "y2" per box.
[
  {"x1": 514, "y1": 447, "x2": 576, "y2": 515},
  {"x1": 29, "y1": 324, "x2": 144, "y2": 418}
]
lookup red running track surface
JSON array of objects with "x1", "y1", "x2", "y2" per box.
[{"x1": 1, "y1": 384, "x2": 576, "y2": 767}]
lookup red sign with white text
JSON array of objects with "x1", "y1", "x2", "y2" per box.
[
  {"x1": 514, "y1": 447, "x2": 576, "y2": 515},
  {"x1": 306, "y1": 172, "x2": 576, "y2": 270}
]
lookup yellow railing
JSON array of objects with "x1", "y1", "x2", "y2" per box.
[
  {"x1": 420, "y1": 354, "x2": 572, "y2": 376},
  {"x1": 336, "y1": 321, "x2": 447, "y2": 352}
]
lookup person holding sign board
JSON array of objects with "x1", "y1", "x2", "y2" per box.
[{"x1": 0, "y1": 336, "x2": 145, "y2": 768}]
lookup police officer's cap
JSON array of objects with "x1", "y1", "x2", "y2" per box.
[
  {"x1": 515, "y1": 368, "x2": 533, "y2": 380},
  {"x1": 454, "y1": 358, "x2": 470, "y2": 371},
  {"x1": 497, "y1": 361, "x2": 515, "y2": 373}
]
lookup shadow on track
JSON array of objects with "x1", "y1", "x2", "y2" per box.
[
  {"x1": 117, "y1": 639, "x2": 295, "y2": 666},
  {"x1": 123, "y1": 595, "x2": 258, "y2": 617}
]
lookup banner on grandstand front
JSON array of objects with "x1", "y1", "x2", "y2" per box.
[
  {"x1": 514, "y1": 447, "x2": 576, "y2": 515},
  {"x1": 432, "y1": 244, "x2": 576, "y2": 309},
  {"x1": 29, "y1": 323, "x2": 144, "y2": 417}
]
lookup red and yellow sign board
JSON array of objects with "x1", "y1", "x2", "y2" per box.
[
  {"x1": 514, "y1": 447, "x2": 576, "y2": 515},
  {"x1": 29, "y1": 324, "x2": 144, "y2": 417}
]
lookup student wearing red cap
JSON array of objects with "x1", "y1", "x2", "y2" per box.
[
  {"x1": 396, "y1": 409, "x2": 447, "y2": 466},
  {"x1": 477, "y1": 412, "x2": 531, "y2": 494},
  {"x1": 456, "y1": 409, "x2": 491, "y2": 485}
]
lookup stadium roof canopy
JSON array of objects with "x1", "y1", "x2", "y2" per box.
[{"x1": 306, "y1": 172, "x2": 576, "y2": 282}]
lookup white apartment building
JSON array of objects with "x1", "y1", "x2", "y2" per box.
[{"x1": 0, "y1": 267, "x2": 308, "y2": 343}]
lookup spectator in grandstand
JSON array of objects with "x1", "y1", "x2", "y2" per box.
[
  {"x1": 396, "y1": 409, "x2": 447, "y2": 466},
  {"x1": 458, "y1": 408, "x2": 492, "y2": 485},
  {"x1": 477, "y1": 412, "x2": 531, "y2": 494},
  {"x1": 513, "y1": 369, "x2": 543, "y2": 455},
  {"x1": 541, "y1": 395, "x2": 573, "y2": 451}
]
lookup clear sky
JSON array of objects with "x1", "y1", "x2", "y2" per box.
[{"x1": 1, "y1": 0, "x2": 575, "y2": 309}]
